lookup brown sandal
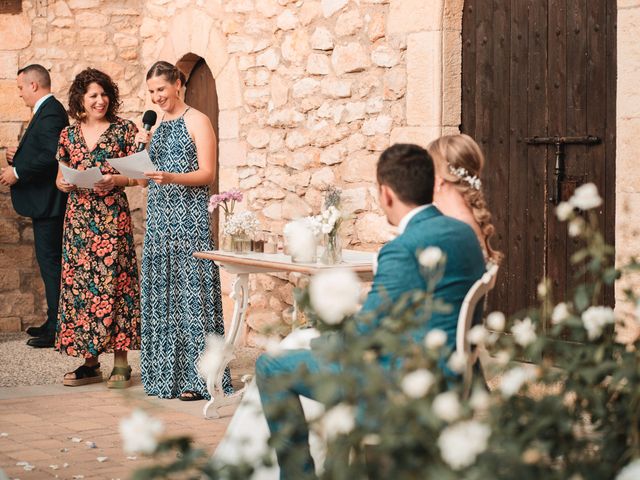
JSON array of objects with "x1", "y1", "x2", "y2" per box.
[
  {"x1": 63, "y1": 364, "x2": 102, "y2": 387},
  {"x1": 107, "y1": 365, "x2": 132, "y2": 389},
  {"x1": 178, "y1": 391, "x2": 204, "y2": 401}
]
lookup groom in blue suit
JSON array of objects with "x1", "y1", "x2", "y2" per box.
[{"x1": 256, "y1": 143, "x2": 486, "y2": 478}]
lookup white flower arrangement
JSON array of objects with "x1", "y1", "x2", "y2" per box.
[
  {"x1": 223, "y1": 210, "x2": 260, "y2": 237},
  {"x1": 551, "y1": 302, "x2": 570, "y2": 325},
  {"x1": 569, "y1": 182, "x2": 602, "y2": 210},
  {"x1": 499, "y1": 366, "x2": 536, "y2": 398},
  {"x1": 401, "y1": 369, "x2": 435, "y2": 399},
  {"x1": 437, "y1": 420, "x2": 491, "y2": 470},
  {"x1": 316, "y1": 205, "x2": 342, "y2": 236},
  {"x1": 486, "y1": 311, "x2": 506, "y2": 331},
  {"x1": 581, "y1": 305, "x2": 615, "y2": 340},
  {"x1": 119, "y1": 409, "x2": 165, "y2": 454},
  {"x1": 448, "y1": 164, "x2": 482, "y2": 190},
  {"x1": 309, "y1": 268, "x2": 360, "y2": 325},
  {"x1": 432, "y1": 391, "x2": 461, "y2": 422},
  {"x1": 284, "y1": 219, "x2": 318, "y2": 262},
  {"x1": 322, "y1": 403, "x2": 356, "y2": 440},
  {"x1": 424, "y1": 329, "x2": 447, "y2": 350},
  {"x1": 510, "y1": 317, "x2": 537, "y2": 347}
]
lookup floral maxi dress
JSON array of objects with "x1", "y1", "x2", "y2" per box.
[{"x1": 55, "y1": 118, "x2": 141, "y2": 358}]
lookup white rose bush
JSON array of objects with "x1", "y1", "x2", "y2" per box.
[{"x1": 130, "y1": 183, "x2": 639, "y2": 479}]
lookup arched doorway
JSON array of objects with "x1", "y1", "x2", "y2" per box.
[
  {"x1": 177, "y1": 54, "x2": 221, "y2": 246},
  {"x1": 461, "y1": 1, "x2": 616, "y2": 321}
]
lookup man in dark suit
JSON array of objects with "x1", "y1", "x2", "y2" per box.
[
  {"x1": 0, "y1": 64, "x2": 68, "y2": 348},
  {"x1": 255, "y1": 143, "x2": 487, "y2": 478}
]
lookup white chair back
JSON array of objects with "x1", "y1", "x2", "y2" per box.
[{"x1": 455, "y1": 263, "x2": 499, "y2": 394}]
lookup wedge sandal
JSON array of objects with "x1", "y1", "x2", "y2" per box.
[
  {"x1": 107, "y1": 365, "x2": 132, "y2": 389},
  {"x1": 63, "y1": 364, "x2": 102, "y2": 387}
]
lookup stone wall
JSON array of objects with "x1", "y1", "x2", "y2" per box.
[{"x1": 0, "y1": 0, "x2": 146, "y2": 332}]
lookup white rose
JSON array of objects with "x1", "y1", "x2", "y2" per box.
[
  {"x1": 322, "y1": 403, "x2": 355, "y2": 440},
  {"x1": 432, "y1": 391, "x2": 461, "y2": 422},
  {"x1": 196, "y1": 334, "x2": 231, "y2": 382},
  {"x1": 581, "y1": 306, "x2": 615, "y2": 340},
  {"x1": 568, "y1": 217, "x2": 584, "y2": 237},
  {"x1": 494, "y1": 350, "x2": 511, "y2": 365},
  {"x1": 486, "y1": 311, "x2": 506, "y2": 332},
  {"x1": 469, "y1": 388, "x2": 490, "y2": 412},
  {"x1": 616, "y1": 459, "x2": 640, "y2": 480},
  {"x1": 419, "y1": 246, "x2": 443, "y2": 269},
  {"x1": 569, "y1": 182, "x2": 602, "y2": 210},
  {"x1": 447, "y1": 351, "x2": 467, "y2": 374},
  {"x1": 467, "y1": 325, "x2": 487, "y2": 345},
  {"x1": 551, "y1": 302, "x2": 570, "y2": 325},
  {"x1": 500, "y1": 366, "x2": 536, "y2": 398},
  {"x1": 424, "y1": 329, "x2": 447, "y2": 350},
  {"x1": 555, "y1": 201, "x2": 574, "y2": 221},
  {"x1": 401, "y1": 369, "x2": 435, "y2": 399},
  {"x1": 510, "y1": 317, "x2": 537, "y2": 347},
  {"x1": 119, "y1": 410, "x2": 164, "y2": 454},
  {"x1": 437, "y1": 420, "x2": 491, "y2": 470},
  {"x1": 310, "y1": 269, "x2": 361, "y2": 325}
]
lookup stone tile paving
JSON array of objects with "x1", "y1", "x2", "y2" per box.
[{"x1": 0, "y1": 383, "x2": 238, "y2": 480}]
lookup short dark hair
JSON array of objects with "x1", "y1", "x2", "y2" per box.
[
  {"x1": 146, "y1": 60, "x2": 186, "y2": 86},
  {"x1": 67, "y1": 68, "x2": 121, "y2": 123},
  {"x1": 376, "y1": 143, "x2": 435, "y2": 206},
  {"x1": 17, "y1": 64, "x2": 51, "y2": 89}
]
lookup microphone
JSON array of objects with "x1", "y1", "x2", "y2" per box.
[{"x1": 137, "y1": 110, "x2": 158, "y2": 152}]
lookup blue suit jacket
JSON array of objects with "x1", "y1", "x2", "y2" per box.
[{"x1": 358, "y1": 206, "x2": 486, "y2": 355}]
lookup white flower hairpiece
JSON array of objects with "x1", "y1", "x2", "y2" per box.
[{"x1": 448, "y1": 164, "x2": 482, "y2": 190}]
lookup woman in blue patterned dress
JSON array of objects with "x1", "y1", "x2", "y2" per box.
[{"x1": 137, "y1": 61, "x2": 232, "y2": 400}]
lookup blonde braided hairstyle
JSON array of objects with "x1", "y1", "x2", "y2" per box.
[{"x1": 428, "y1": 134, "x2": 503, "y2": 264}]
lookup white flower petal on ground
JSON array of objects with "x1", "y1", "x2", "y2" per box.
[
  {"x1": 510, "y1": 317, "x2": 537, "y2": 347},
  {"x1": 555, "y1": 201, "x2": 574, "y2": 221},
  {"x1": 437, "y1": 420, "x2": 491, "y2": 470},
  {"x1": 616, "y1": 459, "x2": 640, "y2": 480},
  {"x1": 569, "y1": 182, "x2": 602, "y2": 210},
  {"x1": 486, "y1": 311, "x2": 506, "y2": 331},
  {"x1": 432, "y1": 391, "x2": 461, "y2": 422},
  {"x1": 310, "y1": 269, "x2": 360, "y2": 325},
  {"x1": 418, "y1": 246, "x2": 443, "y2": 269},
  {"x1": 401, "y1": 369, "x2": 435, "y2": 399},
  {"x1": 322, "y1": 404, "x2": 356, "y2": 440},
  {"x1": 467, "y1": 325, "x2": 487, "y2": 345},
  {"x1": 500, "y1": 367, "x2": 536, "y2": 398},
  {"x1": 424, "y1": 329, "x2": 447, "y2": 350},
  {"x1": 197, "y1": 334, "x2": 231, "y2": 382},
  {"x1": 119, "y1": 409, "x2": 164, "y2": 455},
  {"x1": 581, "y1": 306, "x2": 615, "y2": 340},
  {"x1": 447, "y1": 351, "x2": 467, "y2": 374},
  {"x1": 551, "y1": 302, "x2": 570, "y2": 325}
]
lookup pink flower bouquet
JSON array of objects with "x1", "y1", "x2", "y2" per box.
[{"x1": 208, "y1": 189, "x2": 243, "y2": 217}]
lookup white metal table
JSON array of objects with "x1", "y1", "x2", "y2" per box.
[{"x1": 193, "y1": 249, "x2": 374, "y2": 418}]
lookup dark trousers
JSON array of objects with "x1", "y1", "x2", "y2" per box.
[{"x1": 32, "y1": 216, "x2": 64, "y2": 335}]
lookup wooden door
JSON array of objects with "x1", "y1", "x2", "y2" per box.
[
  {"x1": 184, "y1": 58, "x2": 220, "y2": 246},
  {"x1": 461, "y1": 0, "x2": 616, "y2": 322}
]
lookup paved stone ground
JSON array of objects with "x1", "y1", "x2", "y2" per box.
[{"x1": 0, "y1": 333, "x2": 261, "y2": 480}]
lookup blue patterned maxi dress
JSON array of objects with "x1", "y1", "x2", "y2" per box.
[{"x1": 140, "y1": 110, "x2": 232, "y2": 398}]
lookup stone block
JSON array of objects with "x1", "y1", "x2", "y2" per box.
[
  {"x1": 276, "y1": 9, "x2": 299, "y2": 30},
  {"x1": 285, "y1": 130, "x2": 311, "y2": 149},
  {"x1": 0, "y1": 268, "x2": 20, "y2": 292},
  {"x1": 300, "y1": 0, "x2": 321, "y2": 25},
  {"x1": 218, "y1": 109, "x2": 240, "y2": 140},
  {"x1": 306, "y1": 54, "x2": 332, "y2": 75},
  {"x1": 75, "y1": 12, "x2": 109, "y2": 29},
  {"x1": 244, "y1": 87, "x2": 271, "y2": 108},
  {"x1": 390, "y1": 126, "x2": 440, "y2": 148},
  {"x1": 282, "y1": 193, "x2": 312, "y2": 219},
  {"x1": 310, "y1": 167, "x2": 336, "y2": 189},
  {"x1": 256, "y1": 48, "x2": 280, "y2": 70},
  {"x1": 292, "y1": 78, "x2": 320, "y2": 98},
  {"x1": 387, "y1": 0, "x2": 443, "y2": 35},
  {"x1": 219, "y1": 165, "x2": 240, "y2": 190},
  {"x1": 256, "y1": 0, "x2": 281, "y2": 17},
  {"x1": 356, "y1": 212, "x2": 395, "y2": 243},
  {"x1": 311, "y1": 27, "x2": 334, "y2": 51},
  {"x1": 219, "y1": 140, "x2": 247, "y2": 167},
  {"x1": 321, "y1": 79, "x2": 351, "y2": 98},
  {"x1": 0, "y1": 13, "x2": 31, "y2": 50},
  {"x1": 616, "y1": 117, "x2": 640, "y2": 194},
  {"x1": 0, "y1": 81, "x2": 30, "y2": 122},
  {"x1": 371, "y1": 44, "x2": 400, "y2": 67},
  {"x1": 339, "y1": 150, "x2": 377, "y2": 183},
  {"x1": 406, "y1": 31, "x2": 442, "y2": 126},
  {"x1": 0, "y1": 316, "x2": 20, "y2": 332},
  {"x1": 281, "y1": 31, "x2": 310, "y2": 64},
  {"x1": 0, "y1": 293, "x2": 34, "y2": 316},
  {"x1": 216, "y1": 60, "x2": 243, "y2": 110},
  {"x1": 335, "y1": 9, "x2": 363, "y2": 37},
  {"x1": 319, "y1": 143, "x2": 347, "y2": 165},
  {"x1": 0, "y1": 122, "x2": 22, "y2": 147},
  {"x1": 367, "y1": 11, "x2": 386, "y2": 42},
  {"x1": 267, "y1": 109, "x2": 305, "y2": 128},
  {"x1": 342, "y1": 187, "x2": 369, "y2": 213},
  {"x1": 246, "y1": 128, "x2": 271, "y2": 149},
  {"x1": 321, "y1": 0, "x2": 349, "y2": 18},
  {"x1": 262, "y1": 202, "x2": 283, "y2": 220},
  {"x1": 0, "y1": 52, "x2": 18, "y2": 80},
  {"x1": 332, "y1": 42, "x2": 371, "y2": 75},
  {"x1": 442, "y1": 30, "x2": 462, "y2": 126},
  {"x1": 68, "y1": 0, "x2": 100, "y2": 8}
]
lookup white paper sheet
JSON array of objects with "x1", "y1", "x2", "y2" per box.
[
  {"x1": 106, "y1": 150, "x2": 156, "y2": 179},
  {"x1": 59, "y1": 164, "x2": 104, "y2": 189}
]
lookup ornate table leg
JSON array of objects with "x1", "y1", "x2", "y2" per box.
[{"x1": 203, "y1": 273, "x2": 252, "y2": 419}]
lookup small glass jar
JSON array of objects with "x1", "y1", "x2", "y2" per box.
[{"x1": 231, "y1": 234, "x2": 251, "y2": 254}]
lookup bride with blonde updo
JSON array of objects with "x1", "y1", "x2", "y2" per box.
[{"x1": 428, "y1": 134, "x2": 502, "y2": 264}]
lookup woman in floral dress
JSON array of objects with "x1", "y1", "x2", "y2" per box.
[{"x1": 55, "y1": 68, "x2": 141, "y2": 388}]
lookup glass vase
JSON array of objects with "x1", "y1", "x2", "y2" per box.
[
  {"x1": 320, "y1": 232, "x2": 342, "y2": 265},
  {"x1": 220, "y1": 234, "x2": 233, "y2": 252},
  {"x1": 231, "y1": 234, "x2": 252, "y2": 254}
]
